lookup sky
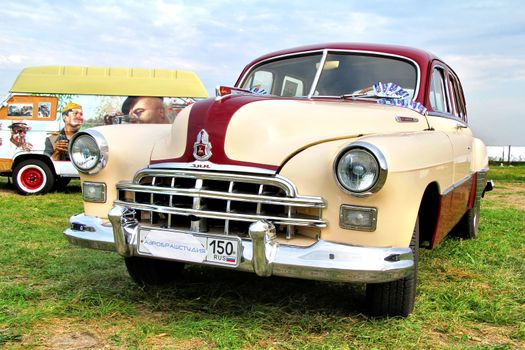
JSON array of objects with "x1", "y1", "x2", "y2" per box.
[{"x1": 0, "y1": 0, "x2": 523, "y2": 146}]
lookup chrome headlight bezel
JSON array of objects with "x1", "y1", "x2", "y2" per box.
[
  {"x1": 69, "y1": 130, "x2": 108, "y2": 174},
  {"x1": 333, "y1": 142, "x2": 387, "y2": 197}
]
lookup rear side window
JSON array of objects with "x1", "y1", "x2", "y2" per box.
[
  {"x1": 449, "y1": 73, "x2": 467, "y2": 122},
  {"x1": 429, "y1": 68, "x2": 450, "y2": 113}
]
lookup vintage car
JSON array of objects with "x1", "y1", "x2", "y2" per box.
[{"x1": 64, "y1": 43, "x2": 493, "y2": 317}]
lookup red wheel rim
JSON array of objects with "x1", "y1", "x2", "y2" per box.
[{"x1": 20, "y1": 167, "x2": 44, "y2": 191}]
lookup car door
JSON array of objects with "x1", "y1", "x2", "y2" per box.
[
  {"x1": 426, "y1": 63, "x2": 473, "y2": 240},
  {"x1": 427, "y1": 63, "x2": 472, "y2": 183}
]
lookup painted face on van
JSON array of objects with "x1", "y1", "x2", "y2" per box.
[
  {"x1": 65, "y1": 108, "x2": 84, "y2": 131},
  {"x1": 9, "y1": 123, "x2": 32, "y2": 150},
  {"x1": 129, "y1": 97, "x2": 167, "y2": 124}
]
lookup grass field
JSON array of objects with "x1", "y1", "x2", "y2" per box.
[{"x1": 0, "y1": 166, "x2": 524, "y2": 349}]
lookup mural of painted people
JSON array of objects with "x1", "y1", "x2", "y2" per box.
[{"x1": 45, "y1": 102, "x2": 84, "y2": 161}]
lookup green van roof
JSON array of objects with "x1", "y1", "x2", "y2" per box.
[{"x1": 10, "y1": 66, "x2": 208, "y2": 98}]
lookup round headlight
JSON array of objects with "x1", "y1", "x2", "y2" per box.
[
  {"x1": 334, "y1": 143, "x2": 387, "y2": 196},
  {"x1": 69, "y1": 131, "x2": 108, "y2": 174}
]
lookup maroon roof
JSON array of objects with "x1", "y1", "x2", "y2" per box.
[{"x1": 249, "y1": 43, "x2": 436, "y2": 64}]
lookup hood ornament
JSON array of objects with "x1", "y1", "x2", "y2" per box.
[{"x1": 193, "y1": 129, "x2": 212, "y2": 161}]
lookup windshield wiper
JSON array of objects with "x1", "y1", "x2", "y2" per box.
[{"x1": 341, "y1": 83, "x2": 410, "y2": 100}]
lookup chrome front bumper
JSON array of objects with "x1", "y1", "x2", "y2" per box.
[{"x1": 65, "y1": 205, "x2": 414, "y2": 283}]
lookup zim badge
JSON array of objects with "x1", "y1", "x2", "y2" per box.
[{"x1": 193, "y1": 129, "x2": 212, "y2": 161}]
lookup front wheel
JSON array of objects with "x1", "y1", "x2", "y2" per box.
[
  {"x1": 124, "y1": 257, "x2": 185, "y2": 286},
  {"x1": 13, "y1": 160, "x2": 55, "y2": 195},
  {"x1": 365, "y1": 217, "x2": 419, "y2": 317}
]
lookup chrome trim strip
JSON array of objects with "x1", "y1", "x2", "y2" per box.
[
  {"x1": 148, "y1": 161, "x2": 276, "y2": 175},
  {"x1": 395, "y1": 116, "x2": 419, "y2": 123},
  {"x1": 65, "y1": 213, "x2": 414, "y2": 284},
  {"x1": 117, "y1": 183, "x2": 325, "y2": 208},
  {"x1": 113, "y1": 199, "x2": 327, "y2": 228},
  {"x1": 132, "y1": 169, "x2": 298, "y2": 196},
  {"x1": 442, "y1": 174, "x2": 473, "y2": 196},
  {"x1": 307, "y1": 49, "x2": 328, "y2": 98}
]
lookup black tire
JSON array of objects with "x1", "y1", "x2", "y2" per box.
[
  {"x1": 366, "y1": 217, "x2": 419, "y2": 317},
  {"x1": 454, "y1": 200, "x2": 480, "y2": 239},
  {"x1": 13, "y1": 159, "x2": 55, "y2": 195},
  {"x1": 124, "y1": 257, "x2": 184, "y2": 286},
  {"x1": 55, "y1": 177, "x2": 72, "y2": 191}
]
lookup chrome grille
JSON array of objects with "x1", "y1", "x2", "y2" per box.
[{"x1": 116, "y1": 169, "x2": 326, "y2": 239}]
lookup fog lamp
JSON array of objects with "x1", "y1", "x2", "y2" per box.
[
  {"x1": 339, "y1": 205, "x2": 377, "y2": 231},
  {"x1": 82, "y1": 182, "x2": 106, "y2": 203}
]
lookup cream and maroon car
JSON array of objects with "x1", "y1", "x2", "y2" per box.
[{"x1": 65, "y1": 43, "x2": 493, "y2": 317}]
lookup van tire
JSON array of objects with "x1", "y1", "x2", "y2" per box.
[
  {"x1": 13, "y1": 160, "x2": 55, "y2": 195},
  {"x1": 55, "y1": 177, "x2": 72, "y2": 191}
]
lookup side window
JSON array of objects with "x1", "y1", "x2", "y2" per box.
[
  {"x1": 429, "y1": 68, "x2": 450, "y2": 113},
  {"x1": 281, "y1": 76, "x2": 304, "y2": 97},
  {"x1": 449, "y1": 73, "x2": 467, "y2": 122},
  {"x1": 37, "y1": 102, "x2": 52, "y2": 118},
  {"x1": 7, "y1": 103, "x2": 33, "y2": 117},
  {"x1": 244, "y1": 70, "x2": 273, "y2": 93}
]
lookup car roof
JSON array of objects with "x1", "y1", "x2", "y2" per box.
[{"x1": 252, "y1": 42, "x2": 437, "y2": 63}]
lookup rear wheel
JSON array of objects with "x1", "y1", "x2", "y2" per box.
[
  {"x1": 124, "y1": 257, "x2": 185, "y2": 286},
  {"x1": 454, "y1": 200, "x2": 480, "y2": 239},
  {"x1": 366, "y1": 217, "x2": 419, "y2": 317},
  {"x1": 13, "y1": 160, "x2": 55, "y2": 195}
]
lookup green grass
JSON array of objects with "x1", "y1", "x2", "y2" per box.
[
  {"x1": 0, "y1": 167, "x2": 524, "y2": 349},
  {"x1": 486, "y1": 164, "x2": 525, "y2": 182}
]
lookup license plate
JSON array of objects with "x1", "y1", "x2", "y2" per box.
[
  {"x1": 205, "y1": 236, "x2": 240, "y2": 266},
  {"x1": 138, "y1": 229, "x2": 241, "y2": 267}
]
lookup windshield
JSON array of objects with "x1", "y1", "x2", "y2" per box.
[{"x1": 240, "y1": 51, "x2": 418, "y2": 99}]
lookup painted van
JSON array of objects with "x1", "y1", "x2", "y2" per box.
[{"x1": 0, "y1": 66, "x2": 208, "y2": 194}]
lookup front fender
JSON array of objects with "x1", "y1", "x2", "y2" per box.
[
  {"x1": 279, "y1": 131, "x2": 455, "y2": 248},
  {"x1": 79, "y1": 124, "x2": 171, "y2": 219}
]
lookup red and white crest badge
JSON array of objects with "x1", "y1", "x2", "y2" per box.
[{"x1": 193, "y1": 129, "x2": 212, "y2": 161}]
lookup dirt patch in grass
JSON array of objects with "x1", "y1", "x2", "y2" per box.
[
  {"x1": 18, "y1": 317, "x2": 133, "y2": 349},
  {"x1": 20, "y1": 315, "x2": 213, "y2": 350},
  {"x1": 483, "y1": 182, "x2": 525, "y2": 211},
  {"x1": 427, "y1": 322, "x2": 523, "y2": 349},
  {"x1": 144, "y1": 335, "x2": 211, "y2": 350}
]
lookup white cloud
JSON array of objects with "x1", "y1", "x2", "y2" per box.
[
  {"x1": 445, "y1": 54, "x2": 525, "y2": 90},
  {"x1": 0, "y1": 55, "x2": 30, "y2": 65}
]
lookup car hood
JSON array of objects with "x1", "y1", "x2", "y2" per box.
[{"x1": 150, "y1": 95, "x2": 429, "y2": 173}]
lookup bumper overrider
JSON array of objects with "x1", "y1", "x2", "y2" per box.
[{"x1": 65, "y1": 205, "x2": 414, "y2": 283}]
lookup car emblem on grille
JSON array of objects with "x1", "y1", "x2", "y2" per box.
[{"x1": 193, "y1": 129, "x2": 212, "y2": 161}]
